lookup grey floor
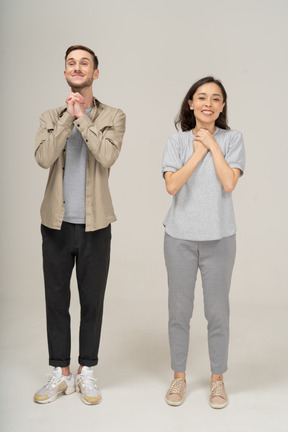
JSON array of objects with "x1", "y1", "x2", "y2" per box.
[{"x1": 1, "y1": 277, "x2": 287, "y2": 432}]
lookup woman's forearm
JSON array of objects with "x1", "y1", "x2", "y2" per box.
[
  {"x1": 165, "y1": 151, "x2": 204, "y2": 195},
  {"x1": 209, "y1": 143, "x2": 240, "y2": 192}
]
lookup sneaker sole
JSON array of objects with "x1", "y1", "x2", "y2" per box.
[
  {"x1": 165, "y1": 397, "x2": 184, "y2": 406},
  {"x1": 209, "y1": 400, "x2": 228, "y2": 409},
  {"x1": 34, "y1": 386, "x2": 75, "y2": 404},
  {"x1": 80, "y1": 395, "x2": 102, "y2": 405}
]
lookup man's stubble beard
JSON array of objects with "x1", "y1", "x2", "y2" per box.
[{"x1": 66, "y1": 75, "x2": 94, "y2": 91}]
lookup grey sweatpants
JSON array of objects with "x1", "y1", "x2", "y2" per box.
[{"x1": 164, "y1": 232, "x2": 236, "y2": 375}]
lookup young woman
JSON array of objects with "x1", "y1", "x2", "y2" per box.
[{"x1": 162, "y1": 76, "x2": 245, "y2": 408}]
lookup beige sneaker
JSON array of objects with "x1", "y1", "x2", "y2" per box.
[
  {"x1": 209, "y1": 379, "x2": 228, "y2": 409},
  {"x1": 165, "y1": 378, "x2": 186, "y2": 406},
  {"x1": 34, "y1": 367, "x2": 75, "y2": 404},
  {"x1": 76, "y1": 366, "x2": 101, "y2": 405}
]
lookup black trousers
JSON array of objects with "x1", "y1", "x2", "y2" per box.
[{"x1": 41, "y1": 222, "x2": 111, "y2": 367}]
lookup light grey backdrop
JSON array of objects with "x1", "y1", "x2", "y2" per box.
[{"x1": 0, "y1": 0, "x2": 287, "y2": 431}]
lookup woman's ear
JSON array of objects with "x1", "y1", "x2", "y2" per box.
[{"x1": 188, "y1": 99, "x2": 194, "y2": 110}]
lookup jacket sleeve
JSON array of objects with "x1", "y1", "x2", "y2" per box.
[
  {"x1": 35, "y1": 110, "x2": 74, "y2": 169},
  {"x1": 74, "y1": 109, "x2": 126, "y2": 168}
]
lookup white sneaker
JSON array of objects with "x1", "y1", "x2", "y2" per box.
[
  {"x1": 76, "y1": 366, "x2": 101, "y2": 405},
  {"x1": 34, "y1": 367, "x2": 75, "y2": 404}
]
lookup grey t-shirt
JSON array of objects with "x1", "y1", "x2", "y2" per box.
[
  {"x1": 63, "y1": 107, "x2": 93, "y2": 224},
  {"x1": 162, "y1": 127, "x2": 245, "y2": 241}
]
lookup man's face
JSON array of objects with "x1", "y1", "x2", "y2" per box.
[{"x1": 64, "y1": 49, "x2": 99, "y2": 90}]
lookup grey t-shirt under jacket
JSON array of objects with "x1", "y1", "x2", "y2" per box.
[
  {"x1": 63, "y1": 107, "x2": 93, "y2": 224},
  {"x1": 162, "y1": 128, "x2": 245, "y2": 241}
]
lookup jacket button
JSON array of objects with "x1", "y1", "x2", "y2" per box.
[
  {"x1": 86, "y1": 139, "x2": 88, "y2": 142},
  {"x1": 77, "y1": 124, "x2": 80, "y2": 127}
]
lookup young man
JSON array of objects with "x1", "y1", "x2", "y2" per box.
[{"x1": 34, "y1": 45, "x2": 126, "y2": 405}]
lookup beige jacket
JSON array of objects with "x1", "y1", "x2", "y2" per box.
[{"x1": 35, "y1": 99, "x2": 126, "y2": 231}]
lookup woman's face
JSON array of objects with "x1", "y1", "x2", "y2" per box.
[{"x1": 188, "y1": 83, "x2": 225, "y2": 126}]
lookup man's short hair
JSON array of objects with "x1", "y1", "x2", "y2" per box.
[{"x1": 65, "y1": 45, "x2": 99, "y2": 70}]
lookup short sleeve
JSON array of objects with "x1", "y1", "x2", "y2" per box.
[
  {"x1": 162, "y1": 135, "x2": 182, "y2": 177},
  {"x1": 225, "y1": 131, "x2": 245, "y2": 176}
]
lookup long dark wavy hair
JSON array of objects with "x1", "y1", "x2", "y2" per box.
[{"x1": 175, "y1": 76, "x2": 230, "y2": 131}]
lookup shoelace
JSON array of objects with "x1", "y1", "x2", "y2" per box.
[
  {"x1": 211, "y1": 381, "x2": 224, "y2": 398},
  {"x1": 79, "y1": 375, "x2": 98, "y2": 390},
  {"x1": 168, "y1": 379, "x2": 184, "y2": 395},
  {"x1": 44, "y1": 373, "x2": 61, "y2": 389}
]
